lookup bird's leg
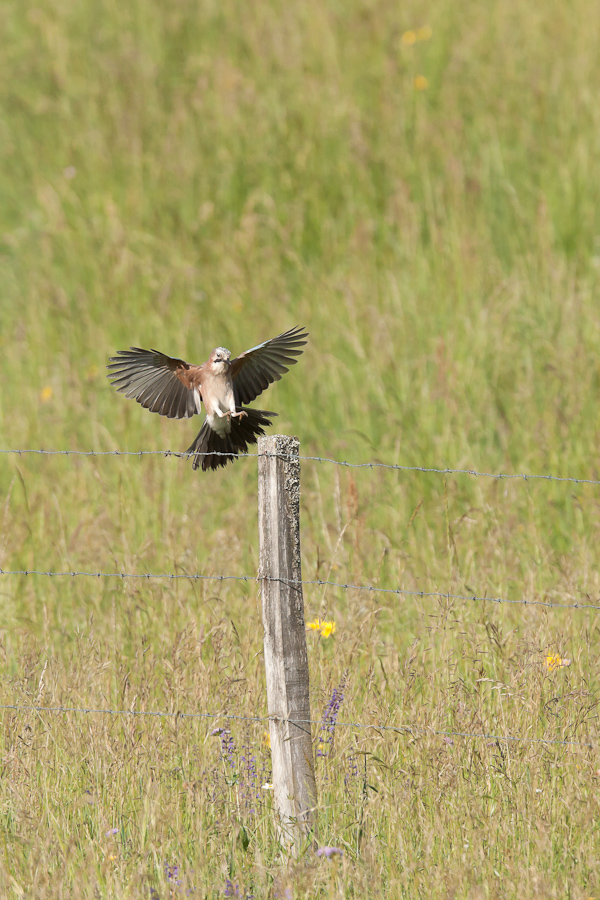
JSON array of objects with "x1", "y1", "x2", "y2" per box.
[{"x1": 230, "y1": 410, "x2": 247, "y2": 419}]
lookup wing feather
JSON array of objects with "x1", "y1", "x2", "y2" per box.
[
  {"x1": 231, "y1": 326, "x2": 308, "y2": 405},
  {"x1": 159, "y1": 379, "x2": 179, "y2": 419},
  {"x1": 107, "y1": 347, "x2": 200, "y2": 419}
]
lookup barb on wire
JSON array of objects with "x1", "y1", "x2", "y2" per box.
[
  {"x1": 1, "y1": 447, "x2": 599, "y2": 486},
  {"x1": 292, "y1": 577, "x2": 600, "y2": 612},
  {"x1": 0, "y1": 449, "x2": 235, "y2": 458},
  {"x1": 0, "y1": 568, "x2": 253, "y2": 584},
  {"x1": 0, "y1": 703, "x2": 591, "y2": 747},
  {"x1": 1, "y1": 567, "x2": 599, "y2": 612},
  {"x1": 296, "y1": 455, "x2": 600, "y2": 486}
]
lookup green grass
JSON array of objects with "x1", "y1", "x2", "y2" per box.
[{"x1": 2, "y1": 0, "x2": 600, "y2": 896}]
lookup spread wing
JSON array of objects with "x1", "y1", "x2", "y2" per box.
[
  {"x1": 107, "y1": 348, "x2": 202, "y2": 419},
  {"x1": 231, "y1": 326, "x2": 308, "y2": 405}
]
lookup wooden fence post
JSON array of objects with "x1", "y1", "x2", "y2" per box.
[{"x1": 258, "y1": 434, "x2": 317, "y2": 851}]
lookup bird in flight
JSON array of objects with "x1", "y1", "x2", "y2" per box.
[{"x1": 107, "y1": 326, "x2": 308, "y2": 471}]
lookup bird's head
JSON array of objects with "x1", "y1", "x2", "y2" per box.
[{"x1": 210, "y1": 346, "x2": 231, "y2": 372}]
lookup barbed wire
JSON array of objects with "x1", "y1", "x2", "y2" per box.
[
  {"x1": 1, "y1": 447, "x2": 599, "y2": 486},
  {"x1": 0, "y1": 568, "x2": 254, "y2": 584},
  {"x1": 0, "y1": 703, "x2": 591, "y2": 747},
  {"x1": 1, "y1": 567, "x2": 598, "y2": 611},
  {"x1": 2, "y1": 454, "x2": 595, "y2": 751}
]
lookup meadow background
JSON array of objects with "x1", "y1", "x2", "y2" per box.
[{"x1": 1, "y1": 0, "x2": 600, "y2": 896}]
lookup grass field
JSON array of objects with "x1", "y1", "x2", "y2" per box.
[{"x1": 2, "y1": 0, "x2": 600, "y2": 896}]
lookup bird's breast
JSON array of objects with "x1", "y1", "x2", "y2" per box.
[{"x1": 202, "y1": 374, "x2": 235, "y2": 435}]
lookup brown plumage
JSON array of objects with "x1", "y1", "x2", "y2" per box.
[{"x1": 107, "y1": 326, "x2": 308, "y2": 471}]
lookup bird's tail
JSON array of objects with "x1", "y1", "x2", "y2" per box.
[{"x1": 185, "y1": 408, "x2": 278, "y2": 472}]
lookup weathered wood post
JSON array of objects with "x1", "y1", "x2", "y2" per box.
[{"x1": 258, "y1": 434, "x2": 317, "y2": 851}]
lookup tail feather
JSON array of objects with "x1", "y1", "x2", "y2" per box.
[{"x1": 185, "y1": 408, "x2": 277, "y2": 472}]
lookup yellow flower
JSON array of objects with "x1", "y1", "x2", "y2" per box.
[
  {"x1": 40, "y1": 386, "x2": 53, "y2": 403},
  {"x1": 414, "y1": 75, "x2": 428, "y2": 91},
  {"x1": 307, "y1": 618, "x2": 336, "y2": 638},
  {"x1": 401, "y1": 30, "x2": 417, "y2": 46},
  {"x1": 417, "y1": 25, "x2": 432, "y2": 41},
  {"x1": 320, "y1": 621, "x2": 336, "y2": 639},
  {"x1": 263, "y1": 730, "x2": 271, "y2": 748},
  {"x1": 545, "y1": 654, "x2": 571, "y2": 671}
]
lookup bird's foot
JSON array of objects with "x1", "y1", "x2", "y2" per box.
[{"x1": 229, "y1": 410, "x2": 247, "y2": 420}]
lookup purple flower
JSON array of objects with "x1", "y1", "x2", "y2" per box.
[
  {"x1": 317, "y1": 672, "x2": 347, "y2": 758},
  {"x1": 344, "y1": 754, "x2": 359, "y2": 789},
  {"x1": 164, "y1": 863, "x2": 182, "y2": 886},
  {"x1": 316, "y1": 846, "x2": 343, "y2": 858},
  {"x1": 220, "y1": 731, "x2": 236, "y2": 769},
  {"x1": 222, "y1": 878, "x2": 254, "y2": 898},
  {"x1": 105, "y1": 827, "x2": 119, "y2": 836},
  {"x1": 240, "y1": 738, "x2": 261, "y2": 815}
]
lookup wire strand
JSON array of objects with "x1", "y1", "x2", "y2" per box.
[
  {"x1": 1, "y1": 451, "x2": 594, "y2": 749},
  {"x1": 0, "y1": 703, "x2": 590, "y2": 747},
  {"x1": 1, "y1": 448, "x2": 599, "y2": 486},
  {"x1": 0, "y1": 568, "x2": 253, "y2": 584},
  {"x1": 1, "y1": 568, "x2": 598, "y2": 612}
]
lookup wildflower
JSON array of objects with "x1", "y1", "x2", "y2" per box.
[
  {"x1": 262, "y1": 782, "x2": 273, "y2": 790},
  {"x1": 240, "y1": 742, "x2": 260, "y2": 814},
  {"x1": 212, "y1": 728, "x2": 237, "y2": 777},
  {"x1": 164, "y1": 863, "x2": 182, "y2": 886},
  {"x1": 306, "y1": 618, "x2": 336, "y2": 638},
  {"x1": 105, "y1": 827, "x2": 119, "y2": 836},
  {"x1": 224, "y1": 880, "x2": 241, "y2": 898},
  {"x1": 316, "y1": 846, "x2": 343, "y2": 858},
  {"x1": 344, "y1": 754, "x2": 359, "y2": 790},
  {"x1": 414, "y1": 75, "x2": 428, "y2": 91},
  {"x1": 263, "y1": 729, "x2": 271, "y2": 748},
  {"x1": 317, "y1": 672, "x2": 347, "y2": 758},
  {"x1": 220, "y1": 730, "x2": 236, "y2": 768},
  {"x1": 401, "y1": 30, "x2": 417, "y2": 45},
  {"x1": 320, "y1": 621, "x2": 336, "y2": 639},
  {"x1": 40, "y1": 386, "x2": 53, "y2": 403},
  {"x1": 545, "y1": 655, "x2": 571, "y2": 671},
  {"x1": 417, "y1": 25, "x2": 432, "y2": 40}
]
